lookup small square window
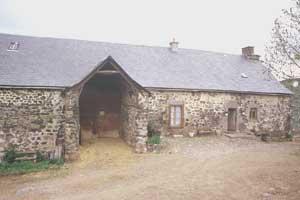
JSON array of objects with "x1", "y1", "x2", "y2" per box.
[
  {"x1": 169, "y1": 105, "x2": 184, "y2": 128},
  {"x1": 7, "y1": 42, "x2": 19, "y2": 51},
  {"x1": 249, "y1": 108, "x2": 258, "y2": 121}
]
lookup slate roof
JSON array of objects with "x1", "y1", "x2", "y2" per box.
[{"x1": 0, "y1": 33, "x2": 291, "y2": 94}]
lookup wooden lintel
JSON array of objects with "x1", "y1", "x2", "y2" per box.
[{"x1": 96, "y1": 70, "x2": 120, "y2": 74}]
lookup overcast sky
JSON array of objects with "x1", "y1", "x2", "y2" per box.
[{"x1": 0, "y1": 0, "x2": 293, "y2": 55}]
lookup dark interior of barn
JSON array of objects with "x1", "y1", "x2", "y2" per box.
[{"x1": 79, "y1": 72, "x2": 124, "y2": 144}]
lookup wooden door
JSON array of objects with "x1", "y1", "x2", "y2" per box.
[{"x1": 228, "y1": 108, "x2": 237, "y2": 131}]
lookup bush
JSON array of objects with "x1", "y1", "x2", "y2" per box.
[
  {"x1": 147, "y1": 121, "x2": 161, "y2": 145},
  {"x1": 147, "y1": 121, "x2": 161, "y2": 137},
  {"x1": 3, "y1": 146, "x2": 17, "y2": 164},
  {"x1": 147, "y1": 134, "x2": 161, "y2": 145},
  {"x1": 285, "y1": 131, "x2": 293, "y2": 141}
]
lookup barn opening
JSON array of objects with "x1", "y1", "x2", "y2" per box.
[{"x1": 79, "y1": 63, "x2": 133, "y2": 145}]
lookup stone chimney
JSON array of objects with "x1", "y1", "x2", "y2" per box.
[
  {"x1": 169, "y1": 38, "x2": 179, "y2": 52},
  {"x1": 242, "y1": 46, "x2": 260, "y2": 61}
]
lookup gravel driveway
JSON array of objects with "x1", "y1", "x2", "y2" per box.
[{"x1": 1, "y1": 136, "x2": 300, "y2": 200}]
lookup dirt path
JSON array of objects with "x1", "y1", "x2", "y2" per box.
[{"x1": 1, "y1": 137, "x2": 300, "y2": 200}]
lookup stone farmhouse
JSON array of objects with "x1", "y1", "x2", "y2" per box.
[{"x1": 0, "y1": 33, "x2": 292, "y2": 160}]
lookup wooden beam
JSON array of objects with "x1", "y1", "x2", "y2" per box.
[{"x1": 96, "y1": 70, "x2": 120, "y2": 74}]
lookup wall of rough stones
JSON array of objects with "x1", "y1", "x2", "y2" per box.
[
  {"x1": 0, "y1": 88, "x2": 64, "y2": 160},
  {"x1": 63, "y1": 86, "x2": 81, "y2": 160},
  {"x1": 0, "y1": 84, "x2": 148, "y2": 161},
  {"x1": 0, "y1": 86, "x2": 84, "y2": 161},
  {"x1": 119, "y1": 85, "x2": 148, "y2": 153},
  {"x1": 141, "y1": 89, "x2": 291, "y2": 136},
  {"x1": 0, "y1": 86, "x2": 291, "y2": 161}
]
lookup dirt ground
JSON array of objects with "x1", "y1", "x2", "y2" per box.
[{"x1": 1, "y1": 136, "x2": 300, "y2": 200}]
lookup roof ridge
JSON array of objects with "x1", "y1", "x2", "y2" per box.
[{"x1": 0, "y1": 32, "x2": 240, "y2": 57}]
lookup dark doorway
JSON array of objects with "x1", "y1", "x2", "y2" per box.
[
  {"x1": 228, "y1": 108, "x2": 237, "y2": 131},
  {"x1": 79, "y1": 73, "x2": 122, "y2": 144}
]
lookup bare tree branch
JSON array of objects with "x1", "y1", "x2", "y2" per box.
[{"x1": 265, "y1": 0, "x2": 300, "y2": 80}]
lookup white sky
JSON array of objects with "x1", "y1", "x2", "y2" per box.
[{"x1": 0, "y1": 0, "x2": 293, "y2": 55}]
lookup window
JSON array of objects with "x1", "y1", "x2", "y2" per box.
[
  {"x1": 169, "y1": 105, "x2": 184, "y2": 128},
  {"x1": 249, "y1": 108, "x2": 257, "y2": 121},
  {"x1": 7, "y1": 42, "x2": 19, "y2": 51}
]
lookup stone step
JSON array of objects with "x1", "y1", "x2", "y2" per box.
[
  {"x1": 173, "y1": 134, "x2": 184, "y2": 138},
  {"x1": 225, "y1": 133, "x2": 258, "y2": 140},
  {"x1": 293, "y1": 135, "x2": 300, "y2": 142}
]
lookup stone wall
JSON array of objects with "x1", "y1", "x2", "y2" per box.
[
  {"x1": 0, "y1": 88, "x2": 64, "y2": 160},
  {"x1": 120, "y1": 85, "x2": 148, "y2": 153},
  {"x1": 0, "y1": 86, "x2": 291, "y2": 161},
  {"x1": 141, "y1": 89, "x2": 291, "y2": 136},
  {"x1": 63, "y1": 86, "x2": 81, "y2": 160},
  {"x1": 0, "y1": 84, "x2": 149, "y2": 161}
]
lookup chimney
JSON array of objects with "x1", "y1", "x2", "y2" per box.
[
  {"x1": 169, "y1": 38, "x2": 179, "y2": 52},
  {"x1": 242, "y1": 46, "x2": 260, "y2": 61}
]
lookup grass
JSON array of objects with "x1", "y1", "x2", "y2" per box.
[{"x1": 0, "y1": 159, "x2": 64, "y2": 175}]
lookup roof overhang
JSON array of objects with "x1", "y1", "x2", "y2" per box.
[
  {"x1": 71, "y1": 56, "x2": 150, "y2": 95},
  {"x1": 0, "y1": 85, "x2": 66, "y2": 90},
  {"x1": 146, "y1": 87, "x2": 292, "y2": 96}
]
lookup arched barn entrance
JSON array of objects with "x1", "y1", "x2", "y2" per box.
[
  {"x1": 79, "y1": 73, "x2": 122, "y2": 144},
  {"x1": 68, "y1": 57, "x2": 149, "y2": 155}
]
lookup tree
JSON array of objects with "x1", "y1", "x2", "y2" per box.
[{"x1": 265, "y1": 0, "x2": 300, "y2": 79}]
